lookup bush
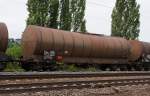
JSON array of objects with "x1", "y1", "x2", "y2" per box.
[
  {"x1": 4, "y1": 63, "x2": 24, "y2": 72},
  {"x1": 4, "y1": 43, "x2": 24, "y2": 72},
  {"x1": 6, "y1": 43, "x2": 22, "y2": 58}
]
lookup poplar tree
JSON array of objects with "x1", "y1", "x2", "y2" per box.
[
  {"x1": 27, "y1": 0, "x2": 87, "y2": 32},
  {"x1": 80, "y1": 20, "x2": 87, "y2": 32},
  {"x1": 27, "y1": 0, "x2": 49, "y2": 26},
  {"x1": 111, "y1": 0, "x2": 140, "y2": 40},
  {"x1": 59, "y1": 0, "x2": 71, "y2": 31},
  {"x1": 47, "y1": 0, "x2": 59, "y2": 29},
  {"x1": 70, "y1": 0, "x2": 86, "y2": 32}
]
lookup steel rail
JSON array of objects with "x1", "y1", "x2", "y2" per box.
[
  {"x1": 0, "y1": 71, "x2": 150, "y2": 80},
  {"x1": 0, "y1": 77, "x2": 150, "y2": 93},
  {"x1": 0, "y1": 72, "x2": 150, "y2": 94}
]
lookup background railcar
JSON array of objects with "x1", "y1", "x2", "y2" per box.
[{"x1": 0, "y1": 22, "x2": 9, "y2": 70}]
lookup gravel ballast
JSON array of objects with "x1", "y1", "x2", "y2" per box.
[{"x1": 1, "y1": 85, "x2": 150, "y2": 96}]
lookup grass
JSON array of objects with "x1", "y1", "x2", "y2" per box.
[
  {"x1": 4, "y1": 63, "x2": 24, "y2": 72},
  {"x1": 58, "y1": 63, "x2": 98, "y2": 72}
]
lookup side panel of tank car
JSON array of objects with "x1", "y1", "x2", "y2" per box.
[{"x1": 22, "y1": 26, "x2": 131, "y2": 60}]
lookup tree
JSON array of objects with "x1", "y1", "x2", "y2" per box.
[
  {"x1": 59, "y1": 0, "x2": 71, "y2": 31},
  {"x1": 47, "y1": 0, "x2": 59, "y2": 29},
  {"x1": 27, "y1": 0, "x2": 87, "y2": 32},
  {"x1": 27, "y1": 0, "x2": 49, "y2": 26},
  {"x1": 70, "y1": 0, "x2": 86, "y2": 32},
  {"x1": 111, "y1": 0, "x2": 140, "y2": 40},
  {"x1": 80, "y1": 20, "x2": 87, "y2": 32}
]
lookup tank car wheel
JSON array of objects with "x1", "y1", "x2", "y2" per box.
[
  {"x1": 21, "y1": 64, "x2": 31, "y2": 71},
  {"x1": 126, "y1": 66, "x2": 132, "y2": 71},
  {"x1": 100, "y1": 66, "x2": 109, "y2": 71},
  {"x1": 143, "y1": 67, "x2": 150, "y2": 71},
  {"x1": 0, "y1": 63, "x2": 6, "y2": 71},
  {"x1": 42, "y1": 63, "x2": 58, "y2": 71},
  {"x1": 30, "y1": 62, "x2": 43, "y2": 71},
  {"x1": 21, "y1": 62, "x2": 32, "y2": 71},
  {"x1": 141, "y1": 67, "x2": 145, "y2": 71},
  {"x1": 116, "y1": 67, "x2": 121, "y2": 71},
  {"x1": 143, "y1": 64, "x2": 150, "y2": 71},
  {"x1": 110, "y1": 66, "x2": 117, "y2": 71},
  {"x1": 134, "y1": 66, "x2": 141, "y2": 71},
  {"x1": 105, "y1": 67, "x2": 111, "y2": 71},
  {"x1": 120, "y1": 66, "x2": 128, "y2": 71},
  {"x1": 131, "y1": 67, "x2": 136, "y2": 71}
]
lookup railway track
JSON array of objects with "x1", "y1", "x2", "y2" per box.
[{"x1": 0, "y1": 72, "x2": 150, "y2": 94}]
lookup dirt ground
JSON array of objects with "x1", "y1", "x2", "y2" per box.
[{"x1": 1, "y1": 84, "x2": 150, "y2": 96}]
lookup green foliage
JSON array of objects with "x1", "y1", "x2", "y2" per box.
[
  {"x1": 59, "y1": 0, "x2": 71, "y2": 30},
  {"x1": 27, "y1": 0, "x2": 49, "y2": 26},
  {"x1": 58, "y1": 63, "x2": 78, "y2": 72},
  {"x1": 65, "y1": 64, "x2": 79, "y2": 72},
  {"x1": 71, "y1": 0, "x2": 86, "y2": 32},
  {"x1": 4, "y1": 63, "x2": 24, "y2": 72},
  {"x1": 80, "y1": 20, "x2": 87, "y2": 32},
  {"x1": 59, "y1": 0, "x2": 87, "y2": 32},
  {"x1": 86, "y1": 67, "x2": 97, "y2": 72},
  {"x1": 5, "y1": 43, "x2": 24, "y2": 72},
  {"x1": 47, "y1": 0, "x2": 59, "y2": 29},
  {"x1": 111, "y1": 0, "x2": 140, "y2": 40},
  {"x1": 27, "y1": 0, "x2": 87, "y2": 32},
  {"x1": 6, "y1": 43, "x2": 22, "y2": 58},
  {"x1": 58, "y1": 63, "x2": 98, "y2": 72}
]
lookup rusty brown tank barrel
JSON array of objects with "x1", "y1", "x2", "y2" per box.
[
  {"x1": 0, "y1": 22, "x2": 8, "y2": 52},
  {"x1": 22, "y1": 25, "x2": 131, "y2": 59},
  {"x1": 141, "y1": 42, "x2": 150, "y2": 55},
  {"x1": 128, "y1": 40, "x2": 143, "y2": 61}
]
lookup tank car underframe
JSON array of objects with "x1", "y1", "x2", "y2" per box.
[
  {"x1": 20, "y1": 58, "x2": 58, "y2": 71},
  {"x1": 20, "y1": 56, "x2": 150, "y2": 71},
  {"x1": 20, "y1": 61, "x2": 150, "y2": 71},
  {"x1": 0, "y1": 54, "x2": 13, "y2": 71},
  {"x1": 142, "y1": 54, "x2": 150, "y2": 62}
]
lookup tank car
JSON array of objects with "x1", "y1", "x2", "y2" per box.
[
  {"x1": 21, "y1": 25, "x2": 150, "y2": 71},
  {"x1": 0, "y1": 22, "x2": 8, "y2": 70},
  {"x1": 21, "y1": 25, "x2": 131, "y2": 71}
]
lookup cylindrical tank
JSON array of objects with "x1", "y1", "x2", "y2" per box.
[
  {"x1": 140, "y1": 42, "x2": 150, "y2": 61},
  {"x1": 0, "y1": 22, "x2": 8, "y2": 52},
  {"x1": 128, "y1": 40, "x2": 143, "y2": 61},
  {"x1": 22, "y1": 25, "x2": 131, "y2": 59},
  {"x1": 141, "y1": 42, "x2": 150, "y2": 55}
]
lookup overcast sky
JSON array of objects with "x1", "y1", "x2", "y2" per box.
[{"x1": 0, "y1": 0, "x2": 150, "y2": 42}]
